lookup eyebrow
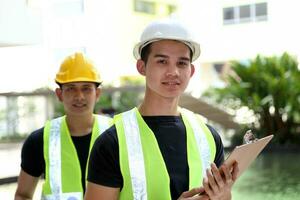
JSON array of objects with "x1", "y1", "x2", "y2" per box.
[
  {"x1": 154, "y1": 54, "x2": 168, "y2": 59},
  {"x1": 154, "y1": 54, "x2": 190, "y2": 61},
  {"x1": 63, "y1": 83, "x2": 93, "y2": 88}
]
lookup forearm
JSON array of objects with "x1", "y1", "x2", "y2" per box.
[
  {"x1": 14, "y1": 192, "x2": 33, "y2": 200},
  {"x1": 14, "y1": 170, "x2": 39, "y2": 200}
]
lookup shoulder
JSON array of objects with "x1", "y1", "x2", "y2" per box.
[
  {"x1": 23, "y1": 127, "x2": 44, "y2": 148},
  {"x1": 21, "y1": 127, "x2": 45, "y2": 177},
  {"x1": 21, "y1": 127, "x2": 44, "y2": 156},
  {"x1": 184, "y1": 110, "x2": 222, "y2": 145},
  {"x1": 94, "y1": 125, "x2": 118, "y2": 148},
  {"x1": 205, "y1": 124, "x2": 225, "y2": 166},
  {"x1": 206, "y1": 125, "x2": 221, "y2": 141}
]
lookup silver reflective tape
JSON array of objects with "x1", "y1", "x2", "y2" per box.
[
  {"x1": 49, "y1": 117, "x2": 63, "y2": 194},
  {"x1": 122, "y1": 110, "x2": 147, "y2": 200},
  {"x1": 42, "y1": 192, "x2": 82, "y2": 200},
  {"x1": 182, "y1": 109, "x2": 210, "y2": 177},
  {"x1": 97, "y1": 115, "x2": 111, "y2": 134}
]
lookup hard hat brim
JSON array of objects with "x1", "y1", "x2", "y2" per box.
[
  {"x1": 133, "y1": 38, "x2": 200, "y2": 62},
  {"x1": 55, "y1": 78, "x2": 102, "y2": 84}
]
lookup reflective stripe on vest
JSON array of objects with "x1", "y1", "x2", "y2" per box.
[
  {"x1": 42, "y1": 192, "x2": 82, "y2": 200},
  {"x1": 180, "y1": 108, "x2": 211, "y2": 177},
  {"x1": 42, "y1": 115, "x2": 112, "y2": 200},
  {"x1": 116, "y1": 107, "x2": 215, "y2": 200},
  {"x1": 121, "y1": 110, "x2": 147, "y2": 200}
]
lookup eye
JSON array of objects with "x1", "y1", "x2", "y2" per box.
[
  {"x1": 157, "y1": 59, "x2": 167, "y2": 64},
  {"x1": 177, "y1": 61, "x2": 189, "y2": 68},
  {"x1": 64, "y1": 86, "x2": 75, "y2": 92},
  {"x1": 82, "y1": 86, "x2": 93, "y2": 92}
]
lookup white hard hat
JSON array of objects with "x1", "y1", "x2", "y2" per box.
[{"x1": 133, "y1": 18, "x2": 200, "y2": 62}]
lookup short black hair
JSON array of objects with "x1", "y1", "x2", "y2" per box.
[
  {"x1": 140, "y1": 44, "x2": 152, "y2": 64},
  {"x1": 140, "y1": 41, "x2": 193, "y2": 64}
]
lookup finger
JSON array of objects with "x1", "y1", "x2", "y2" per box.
[
  {"x1": 206, "y1": 167, "x2": 219, "y2": 194},
  {"x1": 202, "y1": 176, "x2": 214, "y2": 197},
  {"x1": 211, "y1": 163, "x2": 224, "y2": 188},
  {"x1": 231, "y1": 161, "x2": 239, "y2": 181},
  {"x1": 196, "y1": 194, "x2": 210, "y2": 200},
  {"x1": 221, "y1": 164, "x2": 233, "y2": 184},
  {"x1": 180, "y1": 187, "x2": 204, "y2": 198}
]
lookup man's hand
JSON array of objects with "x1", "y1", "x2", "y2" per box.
[
  {"x1": 202, "y1": 162, "x2": 239, "y2": 200},
  {"x1": 178, "y1": 187, "x2": 209, "y2": 200}
]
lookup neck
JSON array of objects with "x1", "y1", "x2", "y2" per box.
[
  {"x1": 138, "y1": 92, "x2": 180, "y2": 116},
  {"x1": 65, "y1": 114, "x2": 94, "y2": 136}
]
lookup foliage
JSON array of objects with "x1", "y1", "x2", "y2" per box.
[
  {"x1": 204, "y1": 52, "x2": 300, "y2": 144},
  {"x1": 96, "y1": 76, "x2": 144, "y2": 115}
]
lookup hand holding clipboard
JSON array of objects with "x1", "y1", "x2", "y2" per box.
[
  {"x1": 181, "y1": 131, "x2": 274, "y2": 199},
  {"x1": 224, "y1": 131, "x2": 274, "y2": 178}
]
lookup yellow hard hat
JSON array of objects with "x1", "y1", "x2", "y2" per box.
[{"x1": 55, "y1": 52, "x2": 102, "y2": 84}]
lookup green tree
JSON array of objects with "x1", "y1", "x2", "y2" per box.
[
  {"x1": 96, "y1": 76, "x2": 144, "y2": 115},
  {"x1": 205, "y1": 53, "x2": 300, "y2": 145}
]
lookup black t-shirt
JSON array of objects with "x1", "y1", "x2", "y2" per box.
[
  {"x1": 21, "y1": 127, "x2": 91, "y2": 192},
  {"x1": 87, "y1": 116, "x2": 224, "y2": 199}
]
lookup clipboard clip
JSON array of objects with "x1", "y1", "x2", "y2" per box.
[{"x1": 243, "y1": 130, "x2": 258, "y2": 144}]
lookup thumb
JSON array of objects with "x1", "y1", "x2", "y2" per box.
[{"x1": 179, "y1": 187, "x2": 205, "y2": 198}]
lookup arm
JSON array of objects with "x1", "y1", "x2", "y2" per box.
[
  {"x1": 85, "y1": 126, "x2": 123, "y2": 199},
  {"x1": 14, "y1": 170, "x2": 39, "y2": 200},
  {"x1": 15, "y1": 128, "x2": 44, "y2": 200},
  {"x1": 84, "y1": 182, "x2": 119, "y2": 200}
]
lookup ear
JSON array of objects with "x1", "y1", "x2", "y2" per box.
[
  {"x1": 95, "y1": 88, "x2": 101, "y2": 101},
  {"x1": 136, "y1": 59, "x2": 146, "y2": 76},
  {"x1": 55, "y1": 88, "x2": 63, "y2": 102},
  {"x1": 190, "y1": 64, "x2": 195, "y2": 77}
]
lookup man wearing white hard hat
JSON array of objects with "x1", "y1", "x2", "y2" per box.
[{"x1": 85, "y1": 18, "x2": 238, "y2": 200}]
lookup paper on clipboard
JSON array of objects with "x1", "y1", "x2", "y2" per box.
[{"x1": 224, "y1": 134, "x2": 274, "y2": 178}]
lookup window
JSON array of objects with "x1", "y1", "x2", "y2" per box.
[
  {"x1": 255, "y1": 3, "x2": 267, "y2": 21},
  {"x1": 134, "y1": 0, "x2": 156, "y2": 14},
  {"x1": 223, "y1": 7, "x2": 235, "y2": 21},
  {"x1": 239, "y1": 5, "x2": 251, "y2": 22},
  {"x1": 133, "y1": 0, "x2": 177, "y2": 16},
  {"x1": 223, "y1": 2, "x2": 267, "y2": 25}
]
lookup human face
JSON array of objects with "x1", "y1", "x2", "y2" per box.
[
  {"x1": 55, "y1": 82, "x2": 100, "y2": 116},
  {"x1": 137, "y1": 40, "x2": 195, "y2": 100}
]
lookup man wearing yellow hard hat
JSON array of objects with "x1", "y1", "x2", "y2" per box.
[{"x1": 15, "y1": 52, "x2": 112, "y2": 200}]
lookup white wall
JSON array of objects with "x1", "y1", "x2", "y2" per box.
[
  {"x1": 178, "y1": 0, "x2": 300, "y2": 62},
  {"x1": 0, "y1": 0, "x2": 42, "y2": 46}
]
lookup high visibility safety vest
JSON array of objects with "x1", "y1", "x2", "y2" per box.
[
  {"x1": 115, "y1": 107, "x2": 216, "y2": 200},
  {"x1": 42, "y1": 114, "x2": 112, "y2": 200}
]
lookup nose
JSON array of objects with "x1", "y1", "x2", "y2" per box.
[
  {"x1": 165, "y1": 64, "x2": 179, "y2": 77},
  {"x1": 74, "y1": 89, "x2": 85, "y2": 100}
]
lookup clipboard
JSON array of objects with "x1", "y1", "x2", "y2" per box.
[{"x1": 224, "y1": 134, "x2": 274, "y2": 178}]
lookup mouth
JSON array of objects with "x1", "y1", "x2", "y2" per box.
[
  {"x1": 162, "y1": 81, "x2": 180, "y2": 86},
  {"x1": 72, "y1": 103, "x2": 87, "y2": 108}
]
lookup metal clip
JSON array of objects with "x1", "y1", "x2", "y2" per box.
[{"x1": 243, "y1": 130, "x2": 258, "y2": 144}]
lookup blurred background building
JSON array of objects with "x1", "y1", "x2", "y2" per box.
[{"x1": 1, "y1": 0, "x2": 299, "y2": 136}]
